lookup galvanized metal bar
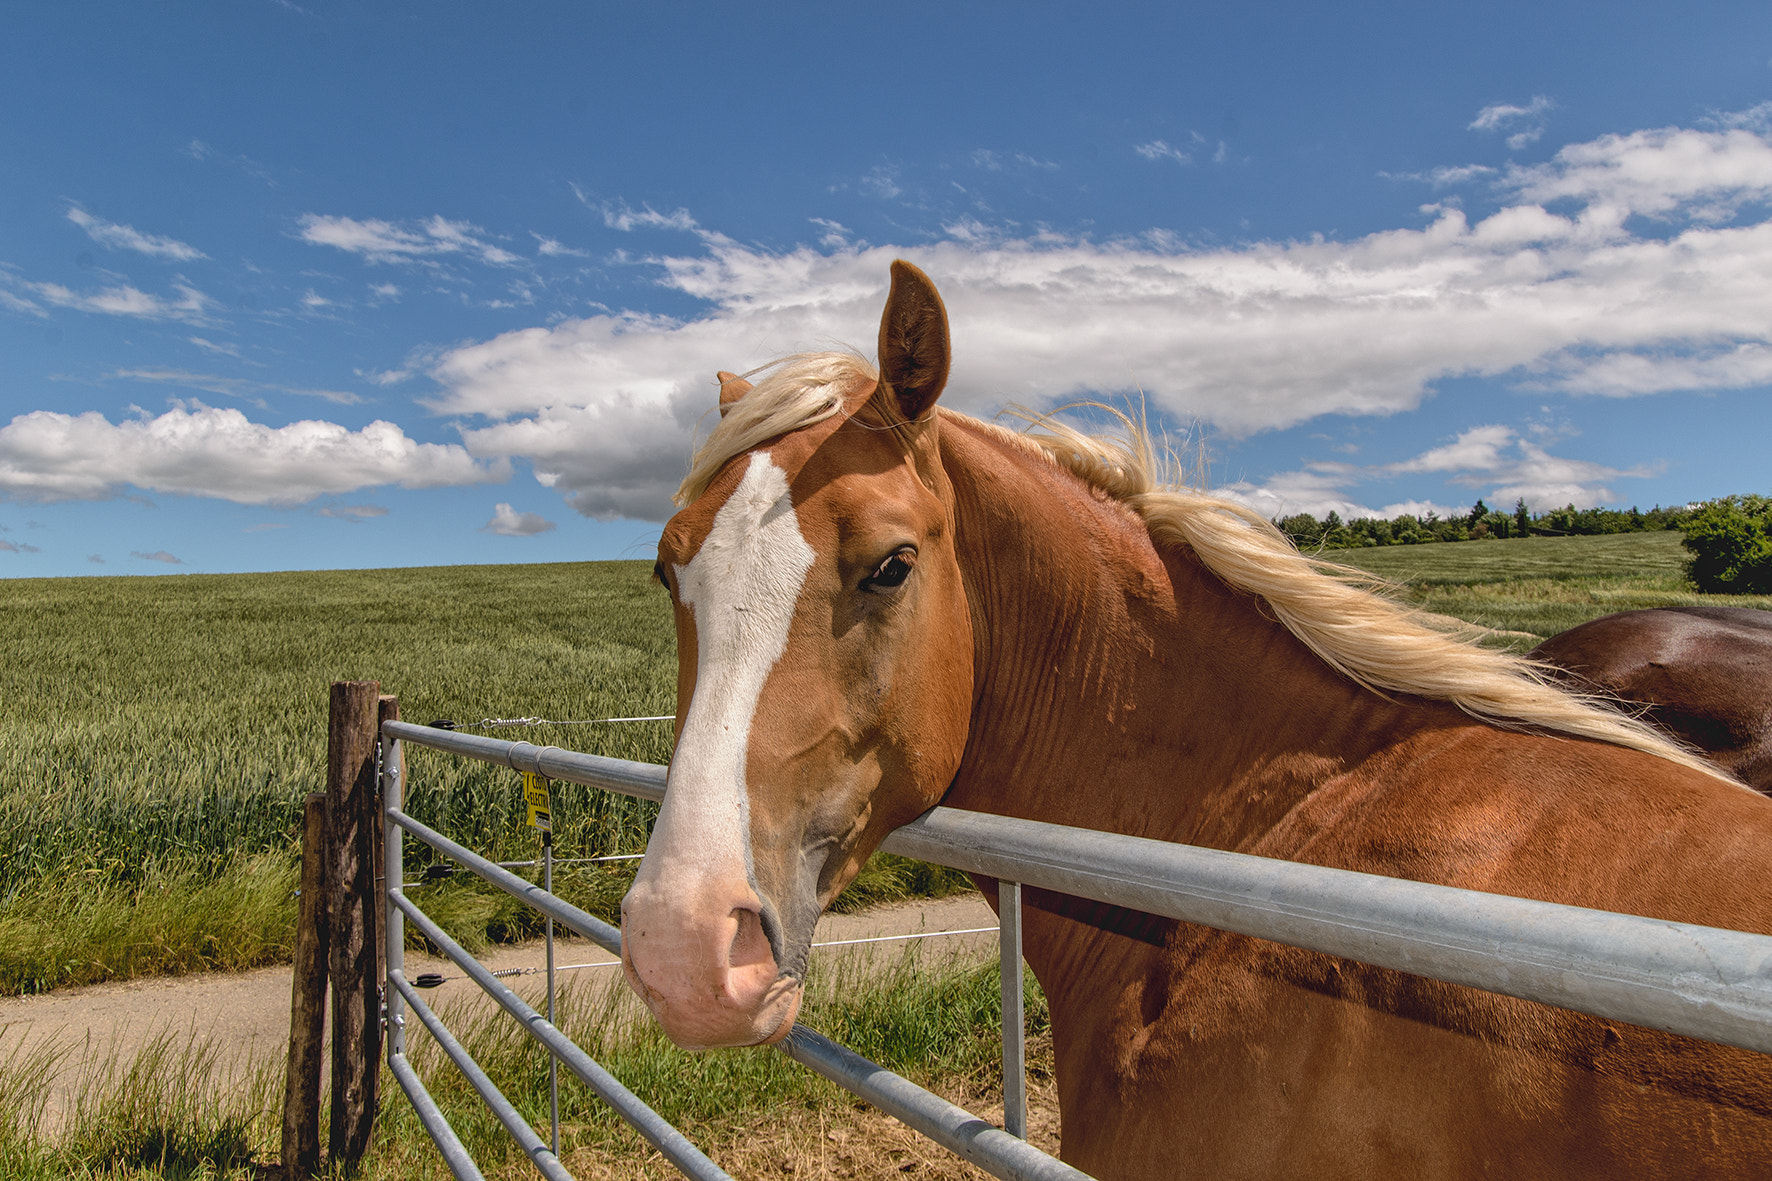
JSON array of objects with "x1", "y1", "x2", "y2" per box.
[
  {"x1": 780, "y1": 1025, "x2": 1090, "y2": 1181},
  {"x1": 544, "y1": 834, "x2": 559, "y2": 1159},
  {"x1": 882, "y1": 808, "x2": 1772, "y2": 1056},
  {"x1": 383, "y1": 720, "x2": 667, "y2": 802},
  {"x1": 382, "y1": 731, "x2": 406, "y2": 1064},
  {"x1": 387, "y1": 805, "x2": 622, "y2": 957},
  {"x1": 391, "y1": 890, "x2": 736, "y2": 1181},
  {"x1": 387, "y1": 1050, "x2": 485, "y2": 1181},
  {"x1": 385, "y1": 722, "x2": 1772, "y2": 1055},
  {"x1": 390, "y1": 970, "x2": 574, "y2": 1181},
  {"x1": 998, "y1": 880, "x2": 1026, "y2": 1140}
]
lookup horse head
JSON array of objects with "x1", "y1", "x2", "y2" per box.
[{"x1": 620, "y1": 262, "x2": 975, "y2": 1049}]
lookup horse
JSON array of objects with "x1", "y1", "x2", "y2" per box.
[
  {"x1": 619, "y1": 261, "x2": 1772, "y2": 1179},
  {"x1": 1529, "y1": 606, "x2": 1772, "y2": 795}
]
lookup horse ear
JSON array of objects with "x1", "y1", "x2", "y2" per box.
[
  {"x1": 717, "y1": 371, "x2": 753, "y2": 418},
  {"x1": 878, "y1": 260, "x2": 950, "y2": 421}
]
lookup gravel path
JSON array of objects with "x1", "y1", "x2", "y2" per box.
[{"x1": 0, "y1": 893, "x2": 1000, "y2": 1131}]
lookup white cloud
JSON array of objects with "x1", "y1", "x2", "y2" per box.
[
  {"x1": 597, "y1": 202, "x2": 700, "y2": 233},
  {"x1": 1706, "y1": 101, "x2": 1772, "y2": 134},
  {"x1": 1136, "y1": 138, "x2": 1196, "y2": 165},
  {"x1": 112, "y1": 368, "x2": 362, "y2": 406},
  {"x1": 0, "y1": 403, "x2": 507, "y2": 505},
  {"x1": 26, "y1": 280, "x2": 210, "y2": 322},
  {"x1": 1387, "y1": 424, "x2": 1517, "y2": 474},
  {"x1": 1506, "y1": 126, "x2": 1772, "y2": 220},
  {"x1": 482, "y1": 502, "x2": 556, "y2": 536},
  {"x1": 0, "y1": 288, "x2": 47, "y2": 317},
  {"x1": 1216, "y1": 424, "x2": 1656, "y2": 521},
  {"x1": 531, "y1": 233, "x2": 588, "y2": 257},
  {"x1": 411, "y1": 115, "x2": 1772, "y2": 523},
  {"x1": 66, "y1": 206, "x2": 206, "y2": 261},
  {"x1": 1470, "y1": 97, "x2": 1554, "y2": 132},
  {"x1": 297, "y1": 214, "x2": 521, "y2": 266},
  {"x1": 184, "y1": 139, "x2": 278, "y2": 186},
  {"x1": 859, "y1": 166, "x2": 903, "y2": 201},
  {"x1": 131, "y1": 550, "x2": 182, "y2": 564},
  {"x1": 1471, "y1": 96, "x2": 1555, "y2": 149}
]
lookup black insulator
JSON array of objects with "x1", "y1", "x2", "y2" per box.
[
  {"x1": 427, "y1": 719, "x2": 457, "y2": 730},
  {"x1": 413, "y1": 972, "x2": 447, "y2": 989}
]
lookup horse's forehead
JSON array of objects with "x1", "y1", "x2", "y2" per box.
[{"x1": 665, "y1": 419, "x2": 914, "y2": 563}]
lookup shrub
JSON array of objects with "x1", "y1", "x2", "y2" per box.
[{"x1": 1681, "y1": 496, "x2": 1772, "y2": 594}]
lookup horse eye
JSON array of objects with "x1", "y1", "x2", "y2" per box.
[
  {"x1": 652, "y1": 561, "x2": 669, "y2": 589},
  {"x1": 862, "y1": 550, "x2": 915, "y2": 592}
]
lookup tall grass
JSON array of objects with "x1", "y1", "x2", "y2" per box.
[
  {"x1": 0, "y1": 559, "x2": 968, "y2": 994},
  {"x1": 0, "y1": 949, "x2": 1046, "y2": 1179},
  {"x1": 0, "y1": 561, "x2": 676, "y2": 992},
  {"x1": 374, "y1": 947, "x2": 1050, "y2": 1178},
  {"x1": 0, "y1": 1025, "x2": 275, "y2": 1180}
]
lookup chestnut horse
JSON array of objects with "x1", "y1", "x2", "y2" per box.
[
  {"x1": 1531, "y1": 606, "x2": 1772, "y2": 794},
  {"x1": 620, "y1": 262, "x2": 1772, "y2": 1179}
]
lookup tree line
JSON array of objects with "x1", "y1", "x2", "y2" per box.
[{"x1": 1274, "y1": 495, "x2": 1772, "y2": 595}]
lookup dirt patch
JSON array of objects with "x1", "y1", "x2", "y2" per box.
[{"x1": 0, "y1": 894, "x2": 1003, "y2": 1141}]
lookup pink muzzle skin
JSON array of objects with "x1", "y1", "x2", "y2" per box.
[{"x1": 620, "y1": 888, "x2": 804, "y2": 1051}]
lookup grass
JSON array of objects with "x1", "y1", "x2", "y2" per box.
[
  {"x1": 0, "y1": 1026, "x2": 276, "y2": 1180},
  {"x1": 1, "y1": 539, "x2": 1766, "y2": 994},
  {"x1": 5, "y1": 537, "x2": 1768, "y2": 1176},
  {"x1": 0, "y1": 559, "x2": 967, "y2": 995},
  {"x1": 1325, "y1": 531, "x2": 1772, "y2": 648},
  {"x1": 0, "y1": 948, "x2": 1048, "y2": 1180}
]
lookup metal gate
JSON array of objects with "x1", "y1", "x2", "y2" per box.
[
  {"x1": 379, "y1": 719, "x2": 1084, "y2": 1181},
  {"x1": 379, "y1": 718, "x2": 1772, "y2": 1180}
]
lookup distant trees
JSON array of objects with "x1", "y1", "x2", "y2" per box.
[
  {"x1": 1680, "y1": 495, "x2": 1772, "y2": 594},
  {"x1": 1274, "y1": 500, "x2": 1691, "y2": 552},
  {"x1": 1274, "y1": 493, "x2": 1772, "y2": 595}
]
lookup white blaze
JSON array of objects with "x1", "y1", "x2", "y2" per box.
[{"x1": 650, "y1": 452, "x2": 815, "y2": 882}]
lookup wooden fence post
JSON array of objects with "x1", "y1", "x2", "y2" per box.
[
  {"x1": 282, "y1": 792, "x2": 330, "y2": 1180},
  {"x1": 327, "y1": 680, "x2": 382, "y2": 1172}
]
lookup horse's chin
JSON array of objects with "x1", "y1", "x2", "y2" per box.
[{"x1": 621, "y1": 958, "x2": 804, "y2": 1052}]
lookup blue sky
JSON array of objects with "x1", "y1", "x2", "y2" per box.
[{"x1": 4, "y1": 2, "x2": 1772, "y2": 577}]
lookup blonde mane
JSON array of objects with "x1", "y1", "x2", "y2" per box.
[{"x1": 679, "y1": 352, "x2": 1739, "y2": 786}]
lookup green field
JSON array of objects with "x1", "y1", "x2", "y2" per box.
[
  {"x1": 2, "y1": 535, "x2": 1768, "y2": 995},
  {"x1": 0, "y1": 560, "x2": 964, "y2": 995},
  {"x1": 3, "y1": 535, "x2": 1771, "y2": 1177},
  {"x1": 1324, "y1": 530, "x2": 1772, "y2": 648}
]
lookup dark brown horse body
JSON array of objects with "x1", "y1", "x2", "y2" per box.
[
  {"x1": 1532, "y1": 606, "x2": 1772, "y2": 794},
  {"x1": 621, "y1": 263, "x2": 1772, "y2": 1179}
]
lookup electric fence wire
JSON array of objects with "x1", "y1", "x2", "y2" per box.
[
  {"x1": 407, "y1": 927, "x2": 1002, "y2": 989},
  {"x1": 426, "y1": 715, "x2": 676, "y2": 731}
]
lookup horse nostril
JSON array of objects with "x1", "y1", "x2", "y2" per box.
[
  {"x1": 728, "y1": 904, "x2": 787, "y2": 974},
  {"x1": 755, "y1": 900, "x2": 787, "y2": 968}
]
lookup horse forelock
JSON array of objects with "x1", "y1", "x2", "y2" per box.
[{"x1": 676, "y1": 353, "x2": 883, "y2": 507}]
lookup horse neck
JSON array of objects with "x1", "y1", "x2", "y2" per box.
[{"x1": 937, "y1": 419, "x2": 1435, "y2": 852}]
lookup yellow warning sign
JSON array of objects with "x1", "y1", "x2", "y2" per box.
[{"x1": 522, "y1": 771, "x2": 552, "y2": 833}]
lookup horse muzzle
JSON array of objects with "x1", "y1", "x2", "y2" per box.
[{"x1": 619, "y1": 882, "x2": 803, "y2": 1050}]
